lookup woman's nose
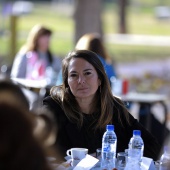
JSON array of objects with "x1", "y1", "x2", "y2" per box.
[{"x1": 78, "y1": 75, "x2": 85, "y2": 84}]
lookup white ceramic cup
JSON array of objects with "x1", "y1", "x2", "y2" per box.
[{"x1": 66, "y1": 148, "x2": 88, "y2": 161}]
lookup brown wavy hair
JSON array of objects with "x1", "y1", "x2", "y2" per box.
[{"x1": 50, "y1": 50, "x2": 129, "y2": 129}]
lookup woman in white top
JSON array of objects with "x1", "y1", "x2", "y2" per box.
[{"x1": 11, "y1": 24, "x2": 61, "y2": 81}]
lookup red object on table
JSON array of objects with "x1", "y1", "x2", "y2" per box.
[{"x1": 122, "y1": 79, "x2": 129, "y2": 95}]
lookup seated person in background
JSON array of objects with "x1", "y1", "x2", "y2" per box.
[
  {"x1": 43, "y1": 50, "x2": 161, "y2": 161},
  {"x1": 75, "y1": 32, "x2": 117, "y2": 82},
  {"x1": 56, "y1": 32, "x2": 117, "y2": 85},
  {"x1": 11, "y1": 24, "x2": 61, "y2": 84}
]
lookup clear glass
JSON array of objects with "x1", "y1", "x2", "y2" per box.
[
  {"x1": 95, "y1": 148, "x2": 102, "y2": 168},
  {"x1": 117, "y1": 152, "x2": 127, "y2": 169},
  {"x1": 159, "y1": 146, "x2": 170, "y2": 170},
  {"x1": 96, "y1": 148, "x2": 102, "y2": 160}
]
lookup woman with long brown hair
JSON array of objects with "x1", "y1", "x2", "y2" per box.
[{"x1": 43, "y1": 50, "x2": 161, "y2": 161}]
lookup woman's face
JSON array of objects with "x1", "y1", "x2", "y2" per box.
[
  {"x1": 67, "y1": 58, "x2": 101, "y2": 100},
  {"x1": 37, "y1": 35, "x2": 51, "y2": 52}
]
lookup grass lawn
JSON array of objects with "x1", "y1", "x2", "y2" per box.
[{"x1": 0, "y1": 1, "x2": 170, "y2": 64}]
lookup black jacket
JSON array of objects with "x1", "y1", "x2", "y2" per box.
[{"x1": 43, "y1": 96, "x2": 161, "y2": 161}]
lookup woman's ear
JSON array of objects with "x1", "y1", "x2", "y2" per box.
[{"x1": 98, "y1": 79, "x2": 101, "y2": 86}]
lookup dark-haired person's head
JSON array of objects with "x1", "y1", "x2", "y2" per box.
[
  {"x1": 0, "y1": 79, "x2": 29, "y2": 110},
  {"x1": 62, "y1": 50, "x2": 110, "y2": 91}
]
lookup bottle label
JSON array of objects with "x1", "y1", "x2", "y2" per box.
[{"x1": 103, "y1": 144, "x2": 111, "y2": 152}]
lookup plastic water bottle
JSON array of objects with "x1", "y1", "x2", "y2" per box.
[
  {"x1": 128, "y1": 130, "x2": 144, "y2": 162},
  {"x1": 125, "y1": 130, "x2": 144, "y2": 170},
  {"x1": 159, "y1": 146, "x2": 170, "y2": 170},
  {"x1": 101, "y1": 125, "x2": 117, "y2": 170}
]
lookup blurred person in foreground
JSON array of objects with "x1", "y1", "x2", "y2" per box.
[
  {"x1": 43, "y1": 50, "x2": 161, "y2": 161},
  {"x1": 0, "y1": 78, "x2": 29, "y2": 110},
  {"x1": 0, "y1": 78, "x2": 57, "y2": 146},
  {"x1": 0, "y1": 78, "x2": 39, "y2": 110},
  {"x1": 11, "y1": 24, "x2": 61, "y2": 84},
  {"x1": 0, "y1": 102, "x2": 52, "y2": 170},
  {"x1": 75, "y1": 33, "x2": 117, "y2": 82},
  {"x1": 0, "y1": 79, "x2": 64, "y2": 168}
]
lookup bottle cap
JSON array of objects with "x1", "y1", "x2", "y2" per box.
[
  {"x1": 106, "y1": 125, "x2": 114, "y2": 131},
  {"x1": 133, "y1": 130, "x2": 141, "y2": 136}
]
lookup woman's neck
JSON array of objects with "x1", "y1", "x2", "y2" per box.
[
  {"x1": 38, "y1": 47, "x2": 48, "y2": 53},
  {"x1": 76, "y1": 98, "x2": 93, "y2": 114}
]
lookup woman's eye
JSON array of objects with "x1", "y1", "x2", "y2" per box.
[
  {"x1": 85, "y1": 72, "x2": 92, "y2": 75},
  {"x1": 70, "y1": 74, "x2": 77, "y2": 77}
]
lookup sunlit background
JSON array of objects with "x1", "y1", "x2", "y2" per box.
[
  {"x1": 0, "y1": 0, "x2": 170, "y2": 96},
  {"x1": 0, "y1": 0, "x2": 170, "y2": 164}
]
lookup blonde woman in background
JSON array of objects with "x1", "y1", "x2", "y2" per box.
[
  {"x1": 75, "y1": 33, "x2": 117, "y2": 82},
  {"x1": 11, "y1": 24, "x2": 61, "y2": 83},
  {"x1": 56, "y1": 33, "x2": 117, "y2": 85}
]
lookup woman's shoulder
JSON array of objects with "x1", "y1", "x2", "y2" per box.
[
  {"x1": 14, "y1": 51, "x2": 27, "y2": 60},
  {"x1": 113, "y1": 96, "x2": 125, "y2": 108},
  {"x1": 43, "y1": 95, "x2": 63, "y2": 113},
  {"x1": 43, "y1": 95, "x2": 61, "y2": 109},
  {"x1": 43, "y1": 96, "x2": 70, "y2": 128},
  {"x1": 43, "y1": 95, "x2": 54, "y2": 103},
  {"x1": 112, "y1": 96, "x2": 134, "y2": 124},
  {"x1": 15, "y1": 50, "x2": 37, "y2": 60}
]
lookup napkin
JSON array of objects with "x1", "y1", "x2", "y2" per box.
[
  {"x1": 73, "y1": 154, "x2": 99, "y2": 170},
  {"x1": 141, "y1": 157, "x2": 156, "y2": 170}
]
